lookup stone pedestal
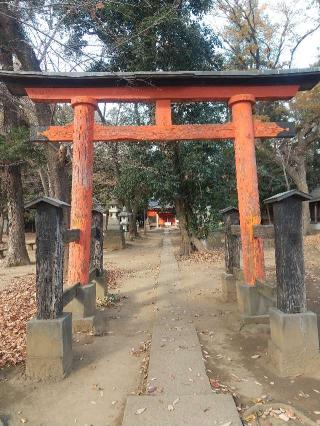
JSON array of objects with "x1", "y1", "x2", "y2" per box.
[
  {"x1": 268, "y1": 308, "x2": 320, "y2": 377},
  {"x1": 26, "y1": 313, "x2": 72, "y2": 380},
  {"x1": 64, "y1": 283, "x2": 96, "y2": 333},
  {"x1": 104, "y1": 229, "x2": 125, "y2": 250},
  {"x1": 221, "y1": 272, "x2": 237, "y2": 302},
  {"x1": 236, "y1": 282, "x2": 275, "y2": 319},
  {"x1": 94, "y1": 271, "x2": 108, "y2": 300}
]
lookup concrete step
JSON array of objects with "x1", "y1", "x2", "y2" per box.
[
  {"x1": 150, "y1": 324, "x2": 200, "y2": 353},
  {"x1": 147, "y1": 336, "x2": 211, "y2": 395},
  {"x1": 122, "y1": 394, "x2": 242, "y2": 426}
]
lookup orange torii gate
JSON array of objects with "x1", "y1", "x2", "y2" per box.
[{"x1": 1, "y1": 69, "x2": 320, "y2": 288}]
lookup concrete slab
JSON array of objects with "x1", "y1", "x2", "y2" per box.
[
  {"x1": 122, "y1": 232, "x2": 241, "y2": 425},
  {"x1": 147, "y1": 334, "x2": 211, "y2": 396},
  {"x1": 150, "y1": 324, "x2": 200, "y2": 353},
  {"x1": 122, "y1": 394, "x2": 242, "y2": 426}
]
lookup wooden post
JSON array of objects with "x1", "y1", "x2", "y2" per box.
[
  {"x1": 25, "y1": 197, "x2": 70, "y2": 319},
  {"x1": 220, "y1": 207, "x2": 240, "y2": 274},
  {"x1": 68, "y1": 96, "x2": 97, "y2": 285},
  {"x1": 229, "y1": 94, "x2": 265, "y2": 286},
  {"x1": 90, "y1": 207, "x2": 104, "y2": 277},
  {"x1": 265, "y1": 190, "x2": 311, "y2": 313}
]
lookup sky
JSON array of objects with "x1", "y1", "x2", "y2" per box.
[{"x1": 204, "y1": 0, "x2": 320, "y2": 69}]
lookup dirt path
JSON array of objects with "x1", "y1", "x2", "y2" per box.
[
  {"x1": 173, "y1": 233, "x2": 320, "y2": 425},
  {"x1": 1, "y1": 230, "x2": 320, "y2": 425},
  {"x1": 0, "y1": 231, "x2": 162, "y2": 426}
]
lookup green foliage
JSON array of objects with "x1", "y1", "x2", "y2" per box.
[
  {"x1": 58, "y1": 0, "x2": 222, "y2": 72},
  {"x1": 0, "y1": 127, "x2": 39, "y2": 164}
]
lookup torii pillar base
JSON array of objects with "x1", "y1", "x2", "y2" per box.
[
  {"x1": 268, "y1": 308, "x2": 320, "y2": 377},
  {"x1": 64, "y1": 283, "x2": 107, "y2": 335},
  {"x1": 26, "y1": 313, "x2": 73, "y2": 381}
]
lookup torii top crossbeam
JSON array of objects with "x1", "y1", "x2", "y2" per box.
[
  {"x1": 1, "y1": 68, "x2": 320, "y2": 101},
  {"x1": 1, "y1": 68, "x2": 320, "y2": 288}
]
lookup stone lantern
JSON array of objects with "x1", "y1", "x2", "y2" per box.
[
  {"x1": 119, "y1": 207, "x2": 132, "y2": 238},
  {"x1": 107, "y1": 199, "x2": 120, "y2": 231}
]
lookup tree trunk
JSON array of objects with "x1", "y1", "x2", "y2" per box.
[
  {"x1": 0, "y1": 210, "x2": 4, "y2": 243},
  {"x1": 0, "y1": 3, "x2": 70, "y2": 203},
  {"x1": 175, "y1": 197, "x2": 192, "y2": 256},
  {"x1": 128, "y1": 208, "x2": 136, "y2": 240},
  {"x1": 4, "y1": 165, "x2": 30, "y2": 266}
]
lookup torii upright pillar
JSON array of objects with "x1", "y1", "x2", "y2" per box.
[
  {"x1": 68, "y1": 96, "x2": 97, "y2": 285},
  {"x1": 229, "y1": 94, "x2": 265, "y2": 285}
]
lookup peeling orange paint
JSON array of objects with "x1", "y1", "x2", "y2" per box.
[
  {"x1": 229, "y1": 94, "x2": 265, "y2": 286},
  {"x1": 26, "y1": 85, "x2": 299, "y2": 103},
  {"x1": 67, "y1": 97, "x2": 97, "y2": 286},
  {"x1": 38, "y1": 121, "x2": 291, "y2": 143}
]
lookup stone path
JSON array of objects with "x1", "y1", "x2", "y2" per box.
[{"x1": 122, "y1": 231, "x2": 241, "y2": 425}]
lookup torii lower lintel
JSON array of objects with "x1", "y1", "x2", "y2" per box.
[{"x1": 32, "y1": 120, "x2": 294, "y2": 143}]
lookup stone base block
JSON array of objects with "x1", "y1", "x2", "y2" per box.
[
  {"x1": 233, "y1": 268, "x2": 243, "y2": 281},
  {"x1": 104, "y1": 229, "x2": 125, "y2": 250},
  {"x1": 64, "y1": 283, "x2": 96, "y2": 318},
  {"x1": 26, "y1": 313, "x2": 72, "y2": 380},
  {"x1": 94, "y1": 271, "x2": 108, "y2": 300},
  {"x1": 72, "y1": 310, "x2": 107, "y2": 335},
  {"x1": 236, "y1": 282, "x2": 275, "y2": 317},
  {"x1": 221, "y1": 272, "x2": 237, "y2": 302},
  {"x1": 268, "y1": 308, "x2": 320, "y2": 377}
]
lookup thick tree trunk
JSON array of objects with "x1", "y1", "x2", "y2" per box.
[
  {"x1": 190, "y1": 236, "x2": 208, "y2": 252},
  {"x1": 4, "y1": 165, "x2": 30, "y2": 266},
  {"x1": 175, "y1": 197, "x2": 192, "y2": 256},
  {"x1": 0, "y1": 3, "x2": 70, "y2": 203}
]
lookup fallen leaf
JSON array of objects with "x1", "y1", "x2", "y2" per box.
[
  {"x1": 172, "y1": 397, "x2": 180, "y2": 406},
  {"x1": 279, "y1": 413, "x2": 290, "y2": 422}
]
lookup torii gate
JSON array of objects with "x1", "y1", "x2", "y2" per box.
[{"x1": 1, "y1": 69, "x2": 320, "y2": 288}]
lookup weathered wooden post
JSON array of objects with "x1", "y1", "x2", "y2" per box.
[
  {"x1": 229, "y1": 94, "x2": 265, "y2": 285},
  {"x1": 220, "y1": 207, "x2": 240, "y2": 302},
  {"x1": 91, "y1": 205, "x2": 107, "y2": 300},
  {"x1": 68, "y1": 96, "x2": 97, "y2": 286},
  {"x1": 265, "y1": 190, "x2": 320, "y2": 376},
  {"x1": 220, "y1": 207, "x2": 240, "y2": 274},
  {"x1": 24, "y1": 197, "x2": 73, "y2": 380}
]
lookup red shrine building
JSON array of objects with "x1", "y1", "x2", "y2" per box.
[{"x1": 147, "y1": 201, "x2": 177, "y2": 228}]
